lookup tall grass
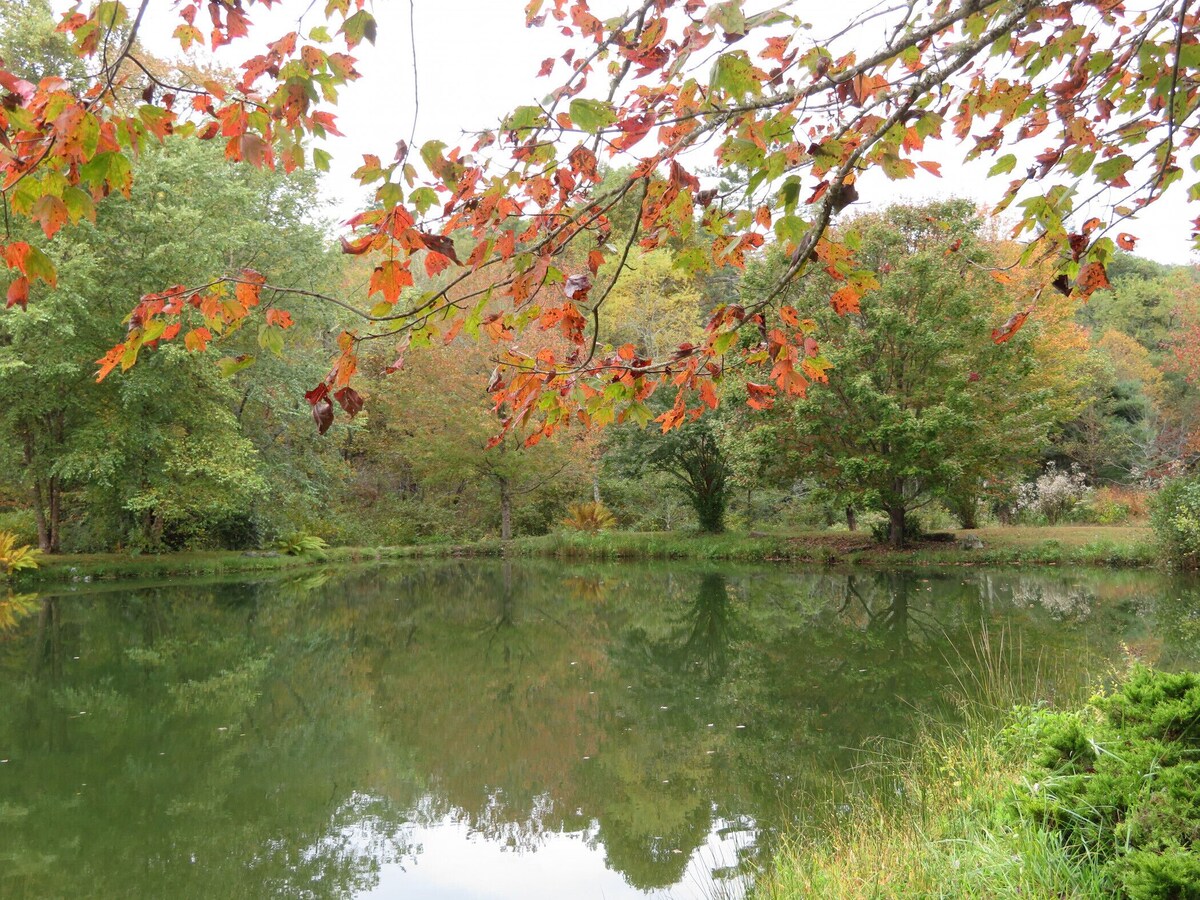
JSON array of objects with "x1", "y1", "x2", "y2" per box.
[{"x1": 751, "y1": 627, "x2": 1116, "y2": 900}]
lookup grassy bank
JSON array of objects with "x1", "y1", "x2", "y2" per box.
[
  {"x1": 754, "y1": 665, "x2": 1200, "y2": 900},
  {"x1": 14, "y1": 525, "x2": 1155, "y2": 583},
  {"x1": 18, "y1": 541, "x2": 503, "y2": 584},
  {"x1": 506, "y1": 525, "x2": 1157, "y2": 568}
]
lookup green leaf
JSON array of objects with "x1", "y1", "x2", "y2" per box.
[
  {"x1": 340, "y1": 10, "x2": 377, "y2": 46},
  {"x1": 624, "y1": 401, "x2": 654, "y2": 427},
  {"x1": 420, "y1": 140, "x2": 447, "y2": 171},
  {"x1": 711, "y1": 51, "x2": 760, "y2": 99},
  {"x1": 257, "y1": 324, "x2": 285, "y2": 356},
  {"x1": 569, "y1": 98, "x2": 617, "y2": 134},
  {"x1": 312, "y1": 148, "x2": 332, "y2": 171},
  {"x1": 216, "y1": 355, "x2": 256, "y2": 378},
  {"x1": 502, "y1": 106, "x2": 544, "y2": 132},
  {"x1": 409, "y1": 186, "x2": 438, "y2": 215},
  {"x1": 1094, "y1": 155, "x2": 1134, "y2": 184},
  {"x1": 713, "y1": 330, "x2": 738, "y2": 355},
  {"x1": 988, "y1": 154, "x2": 1017, "y2": 176}
]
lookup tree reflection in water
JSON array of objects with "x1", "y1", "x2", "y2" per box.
[{"x1": 0, "y1": 563, "x2": 1195, "y2": 899}]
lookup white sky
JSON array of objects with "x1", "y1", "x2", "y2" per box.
[{"x1": 135, "y1": 0, "x2": 1198, "y2": 264}]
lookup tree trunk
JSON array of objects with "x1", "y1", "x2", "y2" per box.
[
  {"x1": 888, "y1": 505, "x2": 907, "y2": 549},
  {"x1": 31, "y1": 479, "x2": 52, "y2": 553},
  {"x1": 47, "y1": 475, "x2": 61, "y2": 553},
  {"x1": 845, "y1": 506, "x2": 857, "y2": 532},
  {"x1": 592, "y1": 476, "x2": 602, "y2": 505},
  {"x1": 499, "y1": 477, "x2": 513, "y2": 541}
]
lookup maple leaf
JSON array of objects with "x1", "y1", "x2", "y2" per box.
[
  {"x1": 6, "y1": 277, "x2": 29, "y2": 310},
  {"x1": 830, "y1": 286, "x2": 862, "y2": 315},
  {"x1": 369, "y1": 260, "x2": 413, "y2": 304},
  {"x1": 992, "y1": 308, "x2": 1031, "y2": 344}
]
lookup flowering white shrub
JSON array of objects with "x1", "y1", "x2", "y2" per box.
[{"x1": 1015, "y1": 464, "x2": 1091, "y2": 525}]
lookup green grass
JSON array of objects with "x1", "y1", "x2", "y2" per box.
[
  {"x1": 503, "y1": 525, "x2": 1157, "y2": 569},
  {"x1": 18, "y1": 541, "x2": 503, "y2": 585},
  {"x1": 752, "y1": 663, "x2": 1200, "y2": 900},
  {"x1": 16, "y1": 524, "x2": 1156, "y2": 584}
]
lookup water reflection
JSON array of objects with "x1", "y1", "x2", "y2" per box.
[{"x1": 0, "y1": 564, "x2": 1196, "y2": 899}]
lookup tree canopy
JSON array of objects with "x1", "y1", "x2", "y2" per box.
[{"x1": 2, "y1": 0, "x2": 1199, "y2": 441}]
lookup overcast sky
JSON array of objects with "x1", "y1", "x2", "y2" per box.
[{"x1": 136, "y1": 0, "x2": 1198, "y2": 265}]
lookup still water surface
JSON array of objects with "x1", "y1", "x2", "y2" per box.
[{"x1": 2, "y1": 562, "x2": 1198, "y2": 899}]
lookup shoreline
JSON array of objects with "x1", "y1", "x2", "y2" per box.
[{"x1": 15, "y1": 525, "x2": 1158, "y2": 585}]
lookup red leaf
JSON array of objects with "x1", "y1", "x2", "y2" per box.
[
  {"x1": 418, "y1": 232, "x2": 460, "y2": 263},
  {"x1": 340, "y1": 234, "x2": 375, "y2": 255},
  {"x1": 311, "y1": 396, "x2": 334, "y2": 434},
  {"x1": 6, "y1": 276, "x2": 29, "y2": 309},
  {"x1": 746, "y1": 382, "x2": 776, "y2": 410},
  {"x1": 334, "y1": 386, "x2": 364, "y2": 418},
  {"x1": 424, "y1": 252, "x2": 453, "y2": 278}
]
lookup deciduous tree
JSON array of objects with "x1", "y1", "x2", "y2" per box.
[{"x1": 2, "y1": 0, "x2": 1199, "y2": 442}]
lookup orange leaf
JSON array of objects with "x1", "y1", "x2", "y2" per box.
[
  {"x1": 31, "y1": 195, "x2": 68, "y2": 239},
  {"x1": 1074, "y1": 261, "x2": 1110, "y2": 299},
  {"x1": 184, "y1": 327, "x2": 213, "y2": 352},
  {"x1": 236, "y1": 269, "x2": 264, "y2": 308},
  {"x1": 266, "y1": 309, "x2": 294, "y2": 329},
  {"x1": 991, "y1": 308, "x2": 1030, "y2": 344},
  {"x1": 368, "y1": 260, "x2": 413, "y2": 303},
  {"x1": 830, "y1": 286, "x2": 861, "y2": 315},
  {"x1": 95, "y1": 344, "x2": 124, "y2": 381},
  {"x1": 780, "y1": 305, "x2": 800, "y2": 327}
]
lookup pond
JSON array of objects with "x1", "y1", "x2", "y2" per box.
[{"x1": 2, "y1": 562, "x2": 1198, "y2": 899}]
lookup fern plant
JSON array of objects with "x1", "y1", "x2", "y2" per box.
[
  {"x1": 562, "y1": 502, "x2": 617, "y2": 533},
  {"x1": 0, "y1": 532, "x2": 42, "y2": 577},
  {"x1": 275, "y1": 533, "x2": 329, "y2": 557}
]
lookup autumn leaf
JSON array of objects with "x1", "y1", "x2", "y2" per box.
[
  {"x1": 6, "y1": 276, "x2": 29, "y2": 310},
  {"x1": 992, "y1": 308, "x2": 1031, "y2": 344},
  {"x1": 1074, "y1": 261, "x2": 1111, "y2": 299},
  {"x1": 31, "y1": 196, "x2": 68, "y2": 239},
  {"x1": 745, "y1": 382, "x2": 776, "y2": 410},
  {"x1": 184, "y1": 327, "x2": 213, "y2": 352},
  {"x1": 369, "y1": 260, "x2": 413, "y2": 304},
  {"x1": 830, "y1": 286, "x2": 862, "y2": 315}
]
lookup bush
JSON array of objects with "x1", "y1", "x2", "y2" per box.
[
  {"x1": 1016, "y1": 463, "x2": 1091, "y2": 525},
  {"x1": 0, "y1": 509, "x2": 38, "y2": 547},
  {"x1": 1079, "y1": 486, "x2": 1150, "y2": 525},
  {"x1": 1013, "y1": 667, "x2": 1200, "y2": 900},
  {"x1": 1150, "y1": 475, "x2": 1200, "y2": 569}
]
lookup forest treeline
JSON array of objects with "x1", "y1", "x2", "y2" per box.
[
  {"x1": 2, "y1": 0, "x2": 1199, "y2": 556},
  {"x1": 2, "y1": 129, "x2": 1196, "y2": 554}
]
